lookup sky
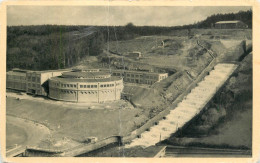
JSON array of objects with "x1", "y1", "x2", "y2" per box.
[{"x1": 7, "y1": 6, "x2": 251, "y2": 26}]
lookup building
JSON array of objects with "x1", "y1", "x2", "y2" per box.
[
  {"x1": 125, "y1": 51, "x2": 142, "y2": 60},
  {"x1": 103, "y1": 69, "x2": 168, "y2": 85},
  {"x1": 6, "y1": 69, "x2": 27, "y2": 91},
  {"x1": 6, "y1": 68, "x2": 70, "y2": 96},
  {"x1": 215, "y1": 20, "x2": 248, "y2": 29},
  {"x1": 26, "y1": 69, "x2": 70, "y2": 96},
  {"x1": 48, "y1": 69, "x2": 123, "y2": 103}
]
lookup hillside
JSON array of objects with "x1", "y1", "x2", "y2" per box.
[
  {"x1": 165, "y1": 52, "x2": 252, "y2": 149},
  {"x1": 6, "y1": 10, "x2": 252, "y2": 71},
  {"x1": 7, "y1": 26, "x2": 104, "y2": 70}
]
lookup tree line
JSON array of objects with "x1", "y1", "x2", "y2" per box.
[{"x1": 7, "y1": 10, "x2": 252, "y2": 71}]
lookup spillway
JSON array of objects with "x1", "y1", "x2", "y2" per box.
[{"x1": 125, "y1": 63, "x2": 238, "y2": 148}]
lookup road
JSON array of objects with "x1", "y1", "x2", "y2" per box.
[{"x1": 6, "y1": 115, "x2": 51, "y2": 157}]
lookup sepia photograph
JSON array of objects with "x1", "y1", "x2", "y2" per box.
[{"x1": 2, "y1": 3, "x2": 256, "y2": 160}]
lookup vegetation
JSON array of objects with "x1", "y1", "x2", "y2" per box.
[
  {"x1": 7, "y1": 10, "x2": 252, "y2": 71},
  {"x1": 7, "y1": 26, "x2": 104, "y2": 70}
]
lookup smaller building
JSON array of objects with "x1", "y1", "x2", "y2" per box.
[
  {"x1": 125, "y1": 52, "x2": 142, "y2": 60},
  {"x1": 215, "y1": 20, "x2": 248, "y2": 29}
]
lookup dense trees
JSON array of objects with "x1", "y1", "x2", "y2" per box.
[{"x1": 7, "y1": 26, "x2": 105, "y2": 70}]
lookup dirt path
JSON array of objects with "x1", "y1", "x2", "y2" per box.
[{"x1": 6, "y1": 115, "x2": 51, "y2": 149}]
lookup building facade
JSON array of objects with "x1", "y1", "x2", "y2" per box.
[
  {"x1": 103, "y1": 69, "x2": 168, "y2": 85},
  {"x1": 6, "y1": 69, "x2": 27, "y2": 91},
  {"x1": 6, "y1": 68, "x2": 70, "y2": 96},
  {"x1": 48, "y1": 70, "x2": 123, "y2": 103},
  {"x1": 215, "y1": 20, "x2": 248, "y2": 29},
  {"x1": 26, "y1": 70, "x2": 69, "y2": 96}
]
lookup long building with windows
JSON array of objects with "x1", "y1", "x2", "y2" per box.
[
  {"x1": 103, "y1": 69, "x2": 168, "y2": 85},
  {"x1": 48, "y1": 69, "x2": 123, "y2": 103}
]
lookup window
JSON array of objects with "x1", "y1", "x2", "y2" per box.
[
  {"x1": 28, "y1": 83, "x2": 31, "y2": 87},
  {"x1": 104, "y1": 85, "x2": 107, "y2": 87},
  {"x1": 80, "y1": 85, "x2": 83, "y2": 88},
  {"x1": 70, "y1": 84, "x2": 73, "y2": 87},
  {"x1": 101, "y1": 85, "x2": 103, "y2": 88},
  {"x1": 84, "y1": 85, "x2": 86, "y2": 88},
  {"x1": 87, "y1": 85, "x2": 90, "y2": 88},
  {"x1": 32, "y1": 77, "x2": 36, "y2": 82},
  {"x1": 131, "y1": 74, "x2": 134, "y2": 77},
  {"x1": 94, "y1": 85, "x2": 97, "y2": 88},
  {"x1": 91, "y1": 85, "x2": 94, "y2": 88},
  {"x1": 37, "y1": 77, "x2": 40, "y2": 82},
  {"x1": 74, "y1": 85, "x2": 76, "y2": 88},
  {"x1": 67, "y1": 84, "x2": 69, "y2": 87},
  {"x1": 111, "y1": 84, "x2": 114, "y2": 87},
  {"x1": 32, "y1": 84, "x2": 35, "y2": 87},
  {"x1": 106, "y1": 84, "x2": 109, "y2": 87},
  {"x1": 127, "y1": 74, "x2": 130, "y2": 77}
]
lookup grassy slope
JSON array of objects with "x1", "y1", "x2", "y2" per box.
[{"x1": 6, "y1": 97, "x2": 146, "y2": 142}]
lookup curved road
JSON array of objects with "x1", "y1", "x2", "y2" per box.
[{"x1": 6, "y1": 115, "x2": 51, "y2": 156}]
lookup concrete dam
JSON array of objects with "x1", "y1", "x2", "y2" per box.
[{"x1": 125, "y1": 63, "x2": 238, "y2": 148}]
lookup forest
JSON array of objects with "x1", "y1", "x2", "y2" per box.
[{"x1": 7, "y1": 10, "x2": 252, "y2": 71}]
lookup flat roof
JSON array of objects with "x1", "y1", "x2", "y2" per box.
[
  {"x1": 50, "y1": 76, "x2": 122, "y2": 83},
  {"x1": 12, "y1": 68, "x2": 71, "y2": 74},
  {"x1": 101, "y1": 69, "x2": 168, "y2": 75},
  {"x1": 7, "y1": 71, "x2": 26, "y2": 76},
  {"x1": 215, "y1": 20, "x2": 241, "y2": 24},
  {"x1": 62, "y1": 71, "x2": 110, "y2": 78}
]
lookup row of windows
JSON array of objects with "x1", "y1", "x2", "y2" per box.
[
  {"x1": 80, "y1": 91, "x2": 98, "y2": 94},
  {"x1": 61, "y1": 84, "x2": 77, "y2": 88},
  {"x1": 100, "y1": 84, "x2": 114, "y2": 88},
  {"x1": 60, "y1": 90, "x2": 119, "y2": 94},
  {"x1": 52, "y1": 83, "x2": 118, "y2": 88},
  {"x1": 27, "y1": 76, "x2": 40, "y2": 82},
  {"x1": 125, "y1": 78, "x2": 156, "y2": 83},
  {"x1": 28, "y1": 83, "x2": 41, "y2": 88},
  {"x1": 7, "y1": 75, "x2": 26, "y2": 80},
  {"x1": 80, "y1": 85, "x2": 98, "y2": 88},
  {"x1": 61, "y1": 90, "x2": 76, "y2": 94},
  {"x1": 112, "y1": 72, "x2": 160, "y2": 80}
]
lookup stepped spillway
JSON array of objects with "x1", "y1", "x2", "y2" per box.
[{"x1": 125, "y1": 63, "x2": 238, "y2": 148}]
